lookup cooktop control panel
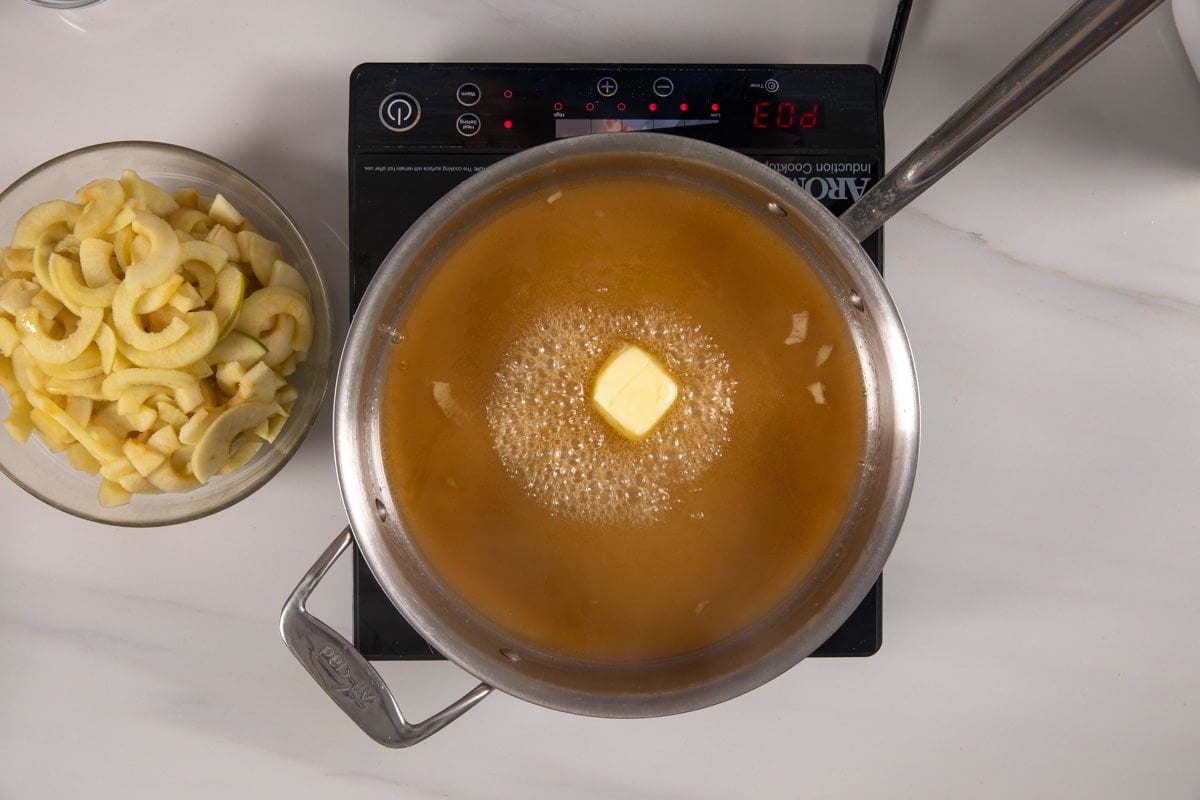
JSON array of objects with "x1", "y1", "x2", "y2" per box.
[{"x1": 351, "y1": 62, "x2": 882, "y2": 152}]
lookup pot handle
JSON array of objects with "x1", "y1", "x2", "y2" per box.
[
  {"x1": 840, "y1": 0, "x2": 1164, "y2": 241},
  {"x1": 280, "y1": 526, "x2": 492, "y2": 747}
]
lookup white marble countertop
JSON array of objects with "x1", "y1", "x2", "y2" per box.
[{"x1": 2, "y1": 1, "x2": 1199, "y2": 796}]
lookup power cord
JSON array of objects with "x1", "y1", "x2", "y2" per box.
[{"x1": 881, "y1": 0, "x2": 914, "y2": 107}]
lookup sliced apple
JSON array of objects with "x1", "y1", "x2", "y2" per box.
[
  {"x1": 98, "y1": 478, "x2": 133, "y2": 507},
  {"x1": 154, "y1": 400, "x2": 188, "y2": 429},
  {"x1": 234, "y1": 360, "x2": 286, "y2": 404},
  {"x1": 178, "y1": 406, "x2": 213, "y2": 446},
  {"x1": 215, "y1": 360, "x2": 246, "y2": 396},
  {"x1": 2, "y1": 246, "x2": 34, "y2": 276},
  {"x1": 39, "y1": 346, "x2": 103, "y2": 380},
  {"x1": 131, "y1": 274, "x2": 185, "y2": 315},
  {"x1": 122, "y1": 439, "x2": 167, "y2": 478},
  {"x1": 0, "y1": 278, "x2": 40, "y2": 317},
  {"x1": 258, "y1": 316, "x2": 295, "y2": 368},
  {"x1": 146, "y1": 423, "x2": 181, "y2": 456},
  {"x1": 122, "y1": 211, "x2": 183, "y2": 289},
  {"x1": 119, "y1": 170, "x2": 178, "y2": 217},
  {"x1": 112, "y1": 226, "x2": 135, "y2": 270},
  {"x1": 3, "y1": 390, "x2": 34, "y2": 443},
  {"x1": 236, "y1": 286, "x2": 313, "y2": 354},
  {"x1": 73, "y1": 178, "x2": 125, "y2": 240},
  {"x1": 19, "y1": 305, "x2": 103, "y2": 365},
  {"x1": 168, "y1": 282, "x2": 204, "y2": 314},
  {"x1": 207, "y1": 194, "x2": 246, "y2": 230},
  {"x1": 26, "y1": 389, "x2": 122, "y2": 463},
  {"x1": 32, "y1": 229, "x2": 67, "y2": 304},
  {"x1": 205, "y1": 329, "x2": 265, "y2": 368},
  {"x1": 65, "y1": 441, "x2": 101, "y2": 475},
  {"x1": 30, "y1": 290, "x2": 64, "y2": 324},
  {"x1": 205, "y1": 224, "x2": 240, "y2": 262},
  {"x1": 167, "y1": 207, "x2": 211, "y2": 237},
  {"x1": 181, "y1": 239, "x2": 228, "y2": 274},
  {"x1": 64, "y1": 394, "x2": 93, "y2": 427},
  {"x1": 217, "y1": 438, "x2": 262, "y2": 475},
  {"x1": 111, "y1": 279, "x2": 189, "y2": 352},
  {"x1": 95, "y1": 323, "x2": 118, "y2": 373},
  {"x1": 11, "y1": 200, "x2": 81, "y2": 249},
  {"x1": 236, "y1": 230, "x2": 281, "y2": 286},
  {"x1": 49, "y1": 252, "x2": 117, "y2": 310},
  {"x1": 190, "y1": 401, "x2": 278, "y2": 483},
  {"x1": 172, "y1": 187, "x2": 199, "y2": 209},
  {"x1": 267, "y1": 259, "x2": 310, "y2": 298},
  {"x1": 0, "y1": 317, "x2": 19, "y2": 357},
  {"x1": 211, "y1": 264, "x2": 245, "y2": 337},
  {"x1": 118, "y1": 310, "x2": 218, "y2": 369},
  {"x1": 44, "y1": 374, "x2": 105, "y2": 401},
  {"x1": 30, "y1": 407, "x2": 73, "y2": 452},
  {"x1": 102, "y1": 366, "x2": 200, "y2": 402},
  {"x1": 10, "y1": 347, "x2": 47, "y2": 394},
  {"x1": 146, "y1": 461, "x2": 200, "y2": 493},
  {"x1": 116, "y1": 469, "x2": 155, "y2": 494},
  {"x1": 78, "y1": 238, "x2": 119, "y2": 287}
]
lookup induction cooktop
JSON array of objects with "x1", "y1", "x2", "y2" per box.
[{"x1": 347, "y1": 61, "x2": 890, "y2": 660}]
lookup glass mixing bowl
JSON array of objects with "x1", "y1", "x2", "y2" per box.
[{"x1": 0, "y1": 141, "x2": 332, "y2": 525}]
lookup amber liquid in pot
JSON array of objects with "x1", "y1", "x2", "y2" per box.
[{"x1": 380, "y1": 175, "x2": 866, "y2": 663}]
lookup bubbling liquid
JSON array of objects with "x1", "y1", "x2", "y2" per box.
[
  {"x1": 378, "y1": 171, "x2": 868, "y2": 662},
  {"x1": 487, "y1": 304, "x2": 735, "y2": 526}
]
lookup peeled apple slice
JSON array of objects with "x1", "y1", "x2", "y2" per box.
[
  {"x1": 236, "y1": 286, "x2": 313, "y2": 354},
  {"x1": 20, "y1": 305, "x2": 104, "y2": 365},
  {"x1": 211, "y1": 265, "x2": 245, "y2": 337},
  {"x1": 73, "y1": 178, "x2": 125, "y2": 240},
  {"x1": 49, "y1": 252, "x2": 117, "y2": 310},
  {"x1": 11, "y1": 200, "x2": 81, "y2": 249},
  {"x1": 119, "y1": 310, "x2": 219, "y2": 369},
  {"x1": 268, "y1": 260, "x2": 310, "y2": 298},
  {"x1": 190, "y1": 401, "x2": 278, "y2": 483},
  {"x1": 122, "y1": 211, "x2": 182, "y2": 289},
  {"x1": 119, "y1": 170, "x2": 178, "y2": 217},
  {"x1": 111, "y1": 280, "x2": 189, "y2": 352}
]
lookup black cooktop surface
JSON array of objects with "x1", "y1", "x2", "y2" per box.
[{"x1": 349, "y1": 63, "x2": 885, "y2": 660}]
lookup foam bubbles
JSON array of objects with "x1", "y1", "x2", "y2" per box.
[{"x1": 486, "y1": 305, "x2": 735, "y2": 526}]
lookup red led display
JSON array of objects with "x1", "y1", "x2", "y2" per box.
[{"x1": 752, "y1": 101, "x2": 821, "y2": 130}]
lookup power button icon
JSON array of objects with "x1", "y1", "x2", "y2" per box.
[{"x1": 379, "y1": 92, "x2": 421, "y2": 132}]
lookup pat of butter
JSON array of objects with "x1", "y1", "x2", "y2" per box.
[{"x1": 591, "y1": 343, "x2": 678, "y2": 441}]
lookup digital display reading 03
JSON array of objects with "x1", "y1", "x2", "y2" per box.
[{"x1": 752, "y1": 100, "x2": 823, "y2": 130}]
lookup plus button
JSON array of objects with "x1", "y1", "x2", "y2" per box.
[{"x1": 596, "y1": 77, "x2": 619, "y2": 97}]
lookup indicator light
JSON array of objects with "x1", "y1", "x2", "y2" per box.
[
  {"x1": 649, "y1": 102, "x2": 658, "y2": 112},
  {"x1": 504, "y1": 120, "x2": 513, "y2": 129},
  {"x1": 553, "y1": 101, "x2": 563, "y2": 111},
  {"x1": 711, "y1": 102, "x2": 720, "y2": 112},
  {"x1": 679, "y1": 102, "x2": 689, "y2": 112},
  {"x1": 617, "y1": 102, "x2": 627, "y2": 111},
  {"x1": 586, "y1": 101, "x2": 596, "y2": 111},
  {"x1": 503, "y1": 89, "x2": 513, "y2": 99}
]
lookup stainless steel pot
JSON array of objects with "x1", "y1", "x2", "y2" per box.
[{"x1": 281, "y1": 0, "x2": 1161, "y2": 747}]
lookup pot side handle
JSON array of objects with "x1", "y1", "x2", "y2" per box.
[{"x1": 279, "y1": 526, "x2": 492, "y2": 747}]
